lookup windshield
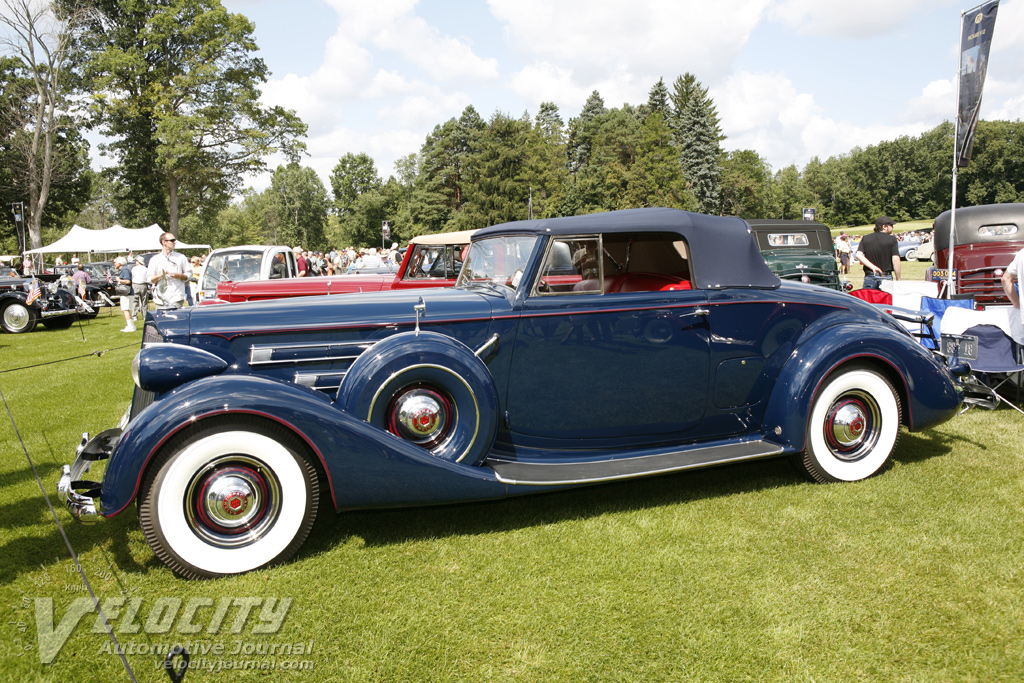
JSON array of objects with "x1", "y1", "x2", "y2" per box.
[
  {"x1": 456, "y1": 235, "x2": 539, "y2": 291},
  {"x1": 202, "y1": 251, "x2": 264, "y2": 290}
]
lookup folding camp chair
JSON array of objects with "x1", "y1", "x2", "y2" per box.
[
  {"x1": 939, "y1": 306, "x2": 1024, "y2": 415},
  {"x1": 919, "y1": 296, "x2": 974, "y2": 350}
]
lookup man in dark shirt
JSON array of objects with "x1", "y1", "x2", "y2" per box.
[{"x1": 857, "y1": 216, "x2": 901, "y2": 290}]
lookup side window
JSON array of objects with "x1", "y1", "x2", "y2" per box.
[
  {"x1": 403, "y1": 245, "x2": 444, "y2": 280},
  {"x1": 534, "y1": 236, "x2": 602, "y2": 295}
]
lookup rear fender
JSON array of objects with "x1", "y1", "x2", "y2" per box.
[
  {"x1": 101, "y1": 375, "x2": 507, "y2": 518},
  {"x1": 761, "y1": 323, "x2": 961, "y2": 451}
]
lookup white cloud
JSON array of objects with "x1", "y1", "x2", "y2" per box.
[
  {"x1": 377, "y1": 90, "x2": 474, "y2": 129},
  {"x1": 766, "y1": 0, "x2": 936, "y2": 38},
  {"x1": 903, "y1": 79, "x2": 954, "y2": 122},
  {"x1": 491, "y1": 0, "x2": 770, "y2": 84},
  {"x1": 716, "y1": 70, "x2": 933, "y2": 171},
  {"x1": 372, "y1": 14, "x2": 499, "y2": 82}
]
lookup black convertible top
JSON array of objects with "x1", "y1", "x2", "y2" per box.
[
  {"x1": 934, "y1": 203, "x2": 1024, "y2": 251},
  {"x1": 473, "y1": 208, "x2": 781, "y2": 290}
]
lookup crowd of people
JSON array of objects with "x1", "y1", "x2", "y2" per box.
[
  {"x1": 832, "y1": 220, "x2": 935, "y2": 287},
  {"x1": 293, "y1": 244, "x2": 402, "y2": 276}
]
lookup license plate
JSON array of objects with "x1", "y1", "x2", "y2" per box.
[{"x1": 941, "y1": 333, "x2": 978, "y2": 360}]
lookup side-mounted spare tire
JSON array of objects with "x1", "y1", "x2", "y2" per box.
[{"x1": 337, "y1": 331, "x2": 499, "y2": 465}]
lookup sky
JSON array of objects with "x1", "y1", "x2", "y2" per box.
[{"x1": 222, "y1": 0, "x2": 1024, "y2": 191}]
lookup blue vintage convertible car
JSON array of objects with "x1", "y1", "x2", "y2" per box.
[{"x1": 60, "y1": 208, "x2": 966, "y2": 578}]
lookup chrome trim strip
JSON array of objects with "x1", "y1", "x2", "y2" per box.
[
  {"x1": 488, "y1": 441, "x2": 784, "y2": 486},
  {"x1": 294, "y1": 371, "x2": 347, "y2": 390},
  {"x1": 248, "y1": 340, "x2": 375, "y2": 367}
]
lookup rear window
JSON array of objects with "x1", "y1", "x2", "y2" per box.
[
  {"x1": 767, "y1": 233, "x2": 810, "y2": 247},
  {"x1": 978, "y1": 224, "x2": 1018, "y2": 236}
]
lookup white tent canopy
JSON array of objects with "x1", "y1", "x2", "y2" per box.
[{"x1": 25, "y1": 224, "x2": 209, "y2": 255}]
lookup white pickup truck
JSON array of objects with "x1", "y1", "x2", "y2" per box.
[{"x1": 195, "y1": 245, "x2": 298, "y2": 302}]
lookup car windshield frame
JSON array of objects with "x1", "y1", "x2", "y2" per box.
[
  {"x1": 202, "y1": 250, "x2": 265, "y2": 290},
  {"x1": 456, "y1": 234, "x2": 540, "y2": 292}
]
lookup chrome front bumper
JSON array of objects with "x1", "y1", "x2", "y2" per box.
[{"x1": 57, "y1": 428, "x2": 122, "y2": 523}]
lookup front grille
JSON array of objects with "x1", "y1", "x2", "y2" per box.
[
  {"x1": 129, "y1": 385, "x2": 154, "y2": 421},
  {"x1": 143, "y1": 323, "x2": 163, "y2": 345},
  {"x1": 129, "y1": 323, "x2": 163, "y2": 420}
]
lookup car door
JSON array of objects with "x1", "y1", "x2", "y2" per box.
[{"x1": 505, "y1": 234, "x2": 711, "y2": 443}]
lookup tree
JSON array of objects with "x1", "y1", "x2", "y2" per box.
[
  {"x1": 73, "y1": 0, "x2": 307, "y2": 236},
  {"x1": 566, "y1": 90, "x2": 607, "y2": 175},
  {"x1": 526, "y1": 102, "x2": 569, "y2": 218},
  {"x1": 411, "y1": 106, "x2": 485, "y2": 233},
  {"x1": 1, "y1": 0, "x2": 90, "y2": 250},
  {"x1": 771, "y1": 164, "x2": 814, "y2": 220},
  {"x1": 461, "y1": 112, "x2": 534, "y2": 228},
  {"x1": 265, "y1": 163, "x2": 329, "y2": 250},
  {"x1": 330, "y1": 152, "x2": 382, "y2": 216},
  {"x1": 720, "y1": 150, "x2": 772, "y2": 218},
  {"x1": 671, "y1": 73, "x2": 723, "y2": 214},
  {"x1": 646, "y1": 78, "x2": 670, "y2": 119}
]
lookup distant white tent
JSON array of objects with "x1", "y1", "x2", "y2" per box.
[{"x1": 25, "y1": 224, "x2": 209, "y2": 255}]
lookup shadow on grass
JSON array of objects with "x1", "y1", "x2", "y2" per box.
[
  {"x1": 0, "y1": 424, "x2": 968, "y2": 584},
  {"x1": 303, "y1": 455, "x2": 804, "y2": 556}
]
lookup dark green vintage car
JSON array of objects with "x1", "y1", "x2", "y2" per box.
[{"x1": 748, "y1": 219, "x2": 845, "y2": 291}]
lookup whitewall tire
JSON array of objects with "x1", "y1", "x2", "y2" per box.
[
  {"x1": 797, "y1": 366, "x2": 901, "y2": 483},
  {"x1": 139, "y1": 421, "x2": 318, "y2": 579}
]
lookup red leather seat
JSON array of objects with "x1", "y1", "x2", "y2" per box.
[{"x1": 606, "y1": 273, "x2": 686, "y2": 293}]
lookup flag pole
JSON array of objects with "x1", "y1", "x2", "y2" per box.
[{"x1": 948, "y1": 7, "x2": 968, "y2": 298}]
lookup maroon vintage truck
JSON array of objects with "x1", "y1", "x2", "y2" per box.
[
  {"x1": 932, "y1": 203, "x2": 1024, "y2": 305},
  {"x1": 209, "y1": 230, "x2": 476, "y2": 304}
]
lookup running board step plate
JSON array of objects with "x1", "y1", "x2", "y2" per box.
[{"x1": 487, "y1": 440, "x2": 784, "y2": 486}]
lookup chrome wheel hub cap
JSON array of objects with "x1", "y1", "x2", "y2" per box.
[
  {"x1": 185, "y1": 456, "x2": 281, "y2": 548},
  {"x1": 4, "y1": 305, "x2": 29, "y2": 329},
  {"x1": 388, "y1": 387, "x2": 452, "y2": 449},
  {"x1": 825, "y1": 394, "x2": 879, "y2": 462}
]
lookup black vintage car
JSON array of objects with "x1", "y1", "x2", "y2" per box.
[
  {"x1": 52, "y1": 261, "x2": 119, "y2": 306},
  {"x1": 0, "y1": 276, "x2": 86, "y2": 333},
  {"x1": 748, "y1": 219, "x2": 844, "y2": 291}
]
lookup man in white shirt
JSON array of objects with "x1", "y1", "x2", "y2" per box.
[
  {"x1": 1001, "y1": 247, "x2": 1024, "y2": 345},
  {"x1": 147, "y1": 232, "x2": 190, "y2": 309}
]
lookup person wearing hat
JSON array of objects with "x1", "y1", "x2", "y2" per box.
[
  {"x1": 835, "y1": 232, "x2": 851, "y2": 275},
  {"x1": 293, "y1": 246, "x2": 307, "y2": 277},
  {"x1": 856, "y1": 216, "x2": 901, "y2": 290},
  {"x1": 114, "y1": 256, "x2": 136, "y2": 332}
]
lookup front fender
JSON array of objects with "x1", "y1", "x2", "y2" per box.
[
  {"x1": 100, "y1": 375, "x2": 508, "y2": 518},
  {"x1": 761, "y1": 323, "x2": 962, "y2": 451}
]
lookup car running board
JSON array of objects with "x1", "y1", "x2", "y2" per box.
[{"x1": 487, "y1": 439, "x2": 784, "y2": 486}]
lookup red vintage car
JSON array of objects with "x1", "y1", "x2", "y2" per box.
[
  {"x1": 933, "y1": 203, "x2": 1024, "y2": 305},
  {"x1": 209, "y1": 230, "x2": 476, "y2": 303}
]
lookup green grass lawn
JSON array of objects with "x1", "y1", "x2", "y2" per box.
[{"x1": 2, "y1": 310, "x2": 1023, "y2": 681}]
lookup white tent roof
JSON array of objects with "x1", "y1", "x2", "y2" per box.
[{"x1": 26, "y1": 224, "x2": 209, "y2": 254}]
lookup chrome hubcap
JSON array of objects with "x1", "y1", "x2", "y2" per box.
[
  {"x1": 3, "y1": 305, "x2": 29, "y2": 329},
  {"x1": 388, "y1": 386, "x2": 453, "y2": 449},
  {"x1": 825, "y1": 394, "x2": 879, "y2": 462},
  {"x1": 185, "y1": 456, "x2": 281, "y2": 548}
]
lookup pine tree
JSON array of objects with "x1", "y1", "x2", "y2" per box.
[
  {"x1": 566, "y1": 90, "x2": 607, "y2": 174},
  {"x1": 671, "y1": 73, "x2": 724, "y2": 214},
  {"x1": 646, "y1": 78, "x2": 670, "y2": 120}
]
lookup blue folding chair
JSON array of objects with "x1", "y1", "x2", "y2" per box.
[
  {"x1": 919, "y1": 296, "x2": 974, "y2": 349},
  {"x1": 960, "y1": 323, "x2": 1024, "y2": 415}
]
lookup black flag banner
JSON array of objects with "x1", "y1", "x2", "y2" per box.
[{"x1": 956, "y1": 1, "x2": 999, "y2": 168}]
